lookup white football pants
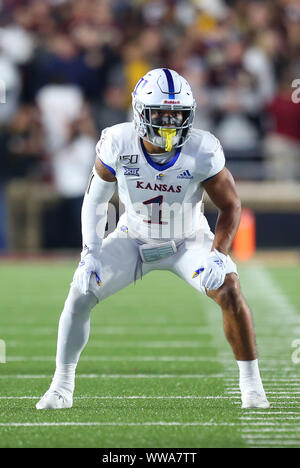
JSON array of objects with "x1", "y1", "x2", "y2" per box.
[{"x1": 55, "y1": 220, "x2": 237, "y2": 367}]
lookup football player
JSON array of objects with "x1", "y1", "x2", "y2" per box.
[{"x1": 37, "y1": 68, "x2": 269, "y2": 410}]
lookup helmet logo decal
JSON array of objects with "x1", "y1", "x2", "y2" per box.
[
  {"x1": 164, "y1": 100, "x2": 180, "y2": 104},
  {"x1": 133, "y1": 77, "x2": 148, "y2": 96}
]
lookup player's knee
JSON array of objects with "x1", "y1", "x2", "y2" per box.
[
  {"x1": 212, "y1": 274, "x2": 243, "y2": 314},
  {"x1": 63, "y1": 286, "x2": 98, "y2": 316}
]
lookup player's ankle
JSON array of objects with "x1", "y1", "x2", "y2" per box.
[
  {"x1": 50, "y1": 364, "x2": 76, "y2": 397},
  {"x1": 236, "y1": 358, "x2": 265, "y2": 394}
]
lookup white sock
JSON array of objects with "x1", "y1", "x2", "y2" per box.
[
  {"x1": 49, "y1": 285, "x2": 98, "y2": 398},
  {"x1": 49, "y1": 364, "x2": 76, "y2": 399},
  {"x1": 236, "y1": 359, "x2": 265, "y2": 395}
]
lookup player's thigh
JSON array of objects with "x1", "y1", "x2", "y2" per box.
[
  {"x1": 169, "y1": 230, "x2": 238, "y2": 294},
  {"x1": 87, "y1": 231, "x2": 143, "y2": 302}
]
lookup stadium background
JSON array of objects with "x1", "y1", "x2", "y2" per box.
[
  {"x1": 0, "y1": 0, "x2": 299, "y2": 254},
  {"x1": 0, "y1": 0, "x2": 300, "y2": 450}
]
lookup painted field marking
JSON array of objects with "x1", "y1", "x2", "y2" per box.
[
  {"x1": 0, "y1": 422, "x2": 299, "y2": 428},
  {"x1": 0, "y1": 422, "x2": 300, "y2": 428},
  {"x1": 0, "y1": 395, "x2": 236, "y2": 400},
  {"x1": 244, "y1": 440, "x2": 300, "y2": 446},
  {"x1": 4, "y1": 341, "x2": 216, "y2": 349},
  {"x1": 0, "y1": 373, "x2": 226, "y2": 379},
  {"x1": 0, "y1": 325, "x2": 213, "y2": 335},
  {"x1": 245, "y1": 434, "x2": 300, "y2": 439},
  {"x1": 5, "y1": 356, "x2": 222, "y2": 363},
  {"x1": 242, "y1": 411, "x2": 300, "y2": 415},
  {"x1": 242, "y1": 427, "x2": 300, "y2": 436}
]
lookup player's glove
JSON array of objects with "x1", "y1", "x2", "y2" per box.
[
  {"x1": 197, "y1": 248, "x2": 228, "y2": 291},
  {"x1": 73, "y1": 247, "x2": 102, "y2": 295}
]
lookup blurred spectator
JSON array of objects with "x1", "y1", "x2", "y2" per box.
[
  {"x1": 182, "y1": 57, "x2": 213, "y2": 131},
  {"x1": 0, "y1": 188, "x2": 8, "y2": 251},
  {"x1": 91, "y1": 82, "x2": 128, "y2": 135},
  {"x1": 0, "y1": 21, "x2": 35, "y2": 66},
  {"x1": 0, "y1": 54, "x2": 21, "y2": 124},
  {"x1": 123, "y1": 41, "x2": 151, "y2": 108},
  {"x1": 4, "y1": 104, "x2": 44, "y2": 179},
  {"x1": 264, "y1": 71, "x2": 300, "y2": 180},
  {"x1": 209, "y1": 35, "x2": 263, "y2": 160},
  {"x1": 0, "y1": 131, "x2": 10, "y2": 251},
  {"x1": 3, "y1": 104, "x2": 47, "y2": 251},
  {"x1": 49, "y1": 102, "x2": 96, "y2": 248},
  {"x1": 36, "y1": 81, "x2": 84, "y2": 154},
  {"x1": 282, "y1": 0, "x2": 300, "y2": 51}
]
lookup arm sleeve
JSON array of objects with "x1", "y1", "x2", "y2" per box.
[
  {"x1": 95, "y1": 128, "x2": 118, "y2": 177},
  {"x1": 81, "y1": 166, "x2": 116, "y2": 254}
]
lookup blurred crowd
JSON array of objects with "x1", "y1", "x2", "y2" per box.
[{"x1": 0, "y1": 0, "x2": 299, "y2": 252}]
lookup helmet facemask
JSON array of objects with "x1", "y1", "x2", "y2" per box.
[{"x1": 133, "y1": 101, "x2": 195, "y2": 152}]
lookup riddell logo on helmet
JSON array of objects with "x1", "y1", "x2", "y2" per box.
[{"x1": 164, "y1": 100, "x2": 180, "y2": 104}]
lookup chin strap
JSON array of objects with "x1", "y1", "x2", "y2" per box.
[{"x1": 158, "y1": 128, "x2": 177, "y2": 152}]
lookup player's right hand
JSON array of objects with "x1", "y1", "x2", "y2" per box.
[{"x1": 73, "y1": 248, "x2": 102, "y2": 295}]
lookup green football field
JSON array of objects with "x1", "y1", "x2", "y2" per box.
[{"x1": 0, "y1": 259, "x2": 299, "y2": 448}]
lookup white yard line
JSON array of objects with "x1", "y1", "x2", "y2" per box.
[
  {"x1": 242, "y1": 411, "x2": 300, "y2": 415},
  {"x1": 0, "y1": 421, "x2": 299, "y2": 428},
  {"x1": 4, "y1": 341, "x2": 215, "y2": 349},
  {"x1": 0, "y1": 395, "x2": 234, "y2": 400},
  {"x1": 246, "y1": 440, "x2": 300, "y2": 447},
  {"x1": 1, "y1": 395, "x2": 298, "y2": 402},
  {"x1": 0, "y1": 373, "x2": 226, "y2": 379},
  {"x1": 241, "y1": 417, "x2": 300, "y2": 421},
  {"x1": 247, "y1": 434, "x2": 300, "y2": 439},
  {"x1": 225, "y1": 378, "x2": 300, "y2": 382},
  {"x1": 0, "y1": 421, "x2": 299, "y2": 429},
  {"x1": 5, "y1": 356, "x2": 224, "y2": 363},
  {"x1": 0, "y1": 325, "x2": 213, "y2": 336},
  {"x1": 0, "y1": 422, "x2": 241, "y2": 428},
  {"x1": 227, "y1": 390, "x2": 300, "y2": 395},
  {"x1": 242, "y1": 428, "x2": 300, "y2": 433}
]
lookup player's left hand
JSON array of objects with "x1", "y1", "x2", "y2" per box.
[
  {"x1": 198, "y1": 248, "x2": 228, "y2": 291},
  {"x1": 73, "y1": 248, "x2": 102, "y2": 295}
]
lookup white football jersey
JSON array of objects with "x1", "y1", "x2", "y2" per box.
[{"x1": 96, "y1": 122, "x2": 225, "y2": 242}]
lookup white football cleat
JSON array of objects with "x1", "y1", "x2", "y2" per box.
[
  {"x1": 241, "y1": 391, "x2": 270, "y2": 409},
  {"x1": 36, "y1": 390, "x2": 73, "y2": 410}
]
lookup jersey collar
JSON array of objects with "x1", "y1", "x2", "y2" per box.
[{"x1": 140, "y1": 138, "x2": 182, "y2": 171}]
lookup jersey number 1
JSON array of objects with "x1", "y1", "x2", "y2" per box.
[{"x1": 143, "y1": 195, "x2": 168, "y2": 225}]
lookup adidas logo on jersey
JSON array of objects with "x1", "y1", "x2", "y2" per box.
[{"x1": 177, "y1": 170, "x2": 193, "y2": 179}]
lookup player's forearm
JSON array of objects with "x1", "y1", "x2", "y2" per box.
[
  {"x1": 81, "y1": 167, "x2": 116, "y2": 253},
  {"x1": 212, "y1": 203, "x2": 241, "y2": 255}
]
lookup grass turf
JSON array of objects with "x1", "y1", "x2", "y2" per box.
[{"x1": 0, "y1": 260, "x2": 299, "y2": 448}]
